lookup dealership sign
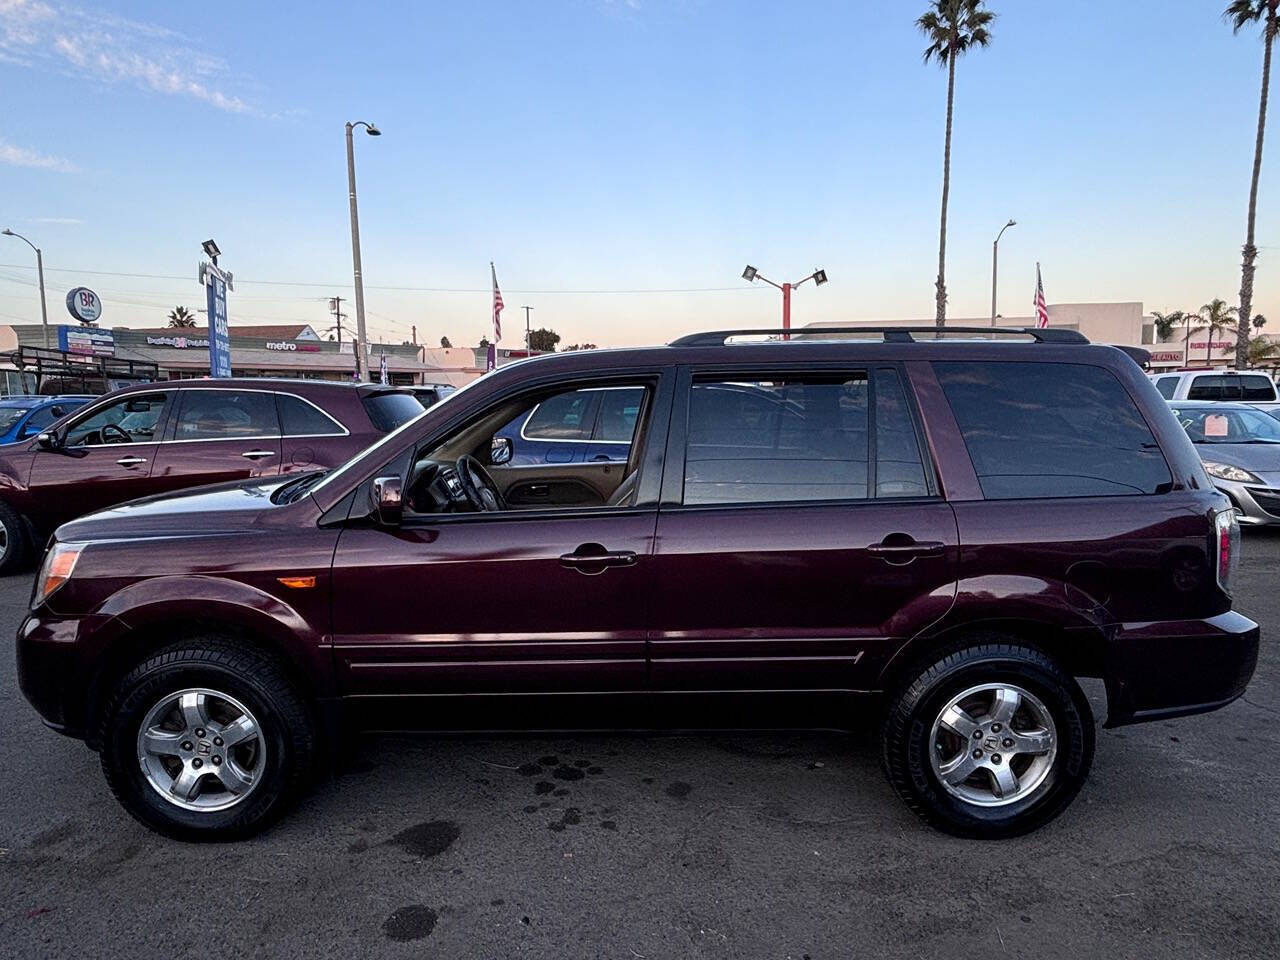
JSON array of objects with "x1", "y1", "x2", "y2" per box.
[
  {"x1": 58, "y1": 324, "x2": 114, "y2": 356},
  {"x1": 199, "y1": 260, "x2": 233, "y2": 378},
  {"x1": 65, "y1": 287, "x2": 102, "y2": 324}
]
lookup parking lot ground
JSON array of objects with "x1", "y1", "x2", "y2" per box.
[{"x1": 2, "y1": 533, "x2": 1279, "y2": 960}]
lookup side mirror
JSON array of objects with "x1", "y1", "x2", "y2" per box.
[
  {"x1": 490, "y1": 436, "x2": 512, "y2": 465},
  {"x1": 36, "y1": 431, "x2": 60, "y2": 450},
  {"x1": 372, "y1": 475, "x2": 403, "y2": 526}
]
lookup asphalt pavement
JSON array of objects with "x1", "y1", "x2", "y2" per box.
[{"x1": 2, "y1": 533, "x2": 1278, "y2": 960}]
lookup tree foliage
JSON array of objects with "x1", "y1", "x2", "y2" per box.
[
  {"x1": 528, "y1": 327, "x2": 561, "y2": 352},
  {"x1": 166, "y1": 306, "x2": 197, "y2": 328}
]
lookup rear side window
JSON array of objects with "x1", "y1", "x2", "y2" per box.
[
  {"x1": 175, "y1": 390, "x2": 280, "y2": 441},
  {"x1": 593, "y1": 387, "x2": 645, "y2": 442},
  {"x1": 935, "y1": 361, "x2": 1171, "y2": 499},
  {"x1": 361, "y1": 392, "x2": 424, "y2": 433},
  {"x1": 1154, "y1": 376, "x2": 1178, "y2": 399},
  {"x1": 523, "y1": 391, "x2": 597, "y2": 440},
  {"x1": 683, "y1": 375, "x2": 871, "y2": 504},
  {"x1": 277, "y1": 394, "x2": 345, "y2": 436}
]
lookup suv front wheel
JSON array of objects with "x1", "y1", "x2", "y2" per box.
[
  {"x1": 98, "y1": 638, "x2": 315, "y2": 841},
  {"x1": 881, "y1": 638, "x2": 1095, "y2": 839}
]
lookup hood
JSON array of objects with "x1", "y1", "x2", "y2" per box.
[
  {"x1": 1195, "y1": 441, "x2": 1280, "y2": 486},
  {"x1": 56, "y1": 476, "x2": 295, "y2": 542}
]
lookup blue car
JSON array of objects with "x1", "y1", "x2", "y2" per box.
[
  {"x1": 0, "y1": 395, "x2": 95, "y2": 446},
  {"x1": 491, "y1": 386, "x2": 644, "y2": 465}
]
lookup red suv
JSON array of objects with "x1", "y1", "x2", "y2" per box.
[
  {"x1": 16, "y1": 328, "x2": 1259, "y2": 840},
  {"x1": 0, "y1": 378, "x2": 423, "y2": 573}
]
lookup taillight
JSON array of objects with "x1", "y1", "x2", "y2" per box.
[{"x1": 1214, "y1": 508, "x2": 1240, "y2": 595}]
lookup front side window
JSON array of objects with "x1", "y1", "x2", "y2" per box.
[
  {"x1": 23, "y1": 401, "x2": 84, "y2": 436},
  {"x1": 523, "y1": 391, "x2": 598, "y2": 440},
  {"x1": 1154, "y1": 376, "x2": 1178, "y2": 399},
  {"x1": 683, "y1": 375, "x2": 871, "y2": 505},
  {"x1": 174, "y1": 390, "x2": 279, "y2": 441},
  {"x1": 935, "y1": 361, "x2": 1172, "y2": 499},
  {"x1": 65, "y1": 393, "x2": 169, "y2": 446}
]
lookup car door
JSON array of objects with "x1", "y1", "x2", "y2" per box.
[
  {"x1": 24, "y1": 390, "x2": 174, "y2": 530},
  {"x1": 327, "y1": 371, "x2": 673, "y2": 728},
  {"x1": 647, "y1": 365, "x2": 959, "y2": 713},
  {"x1": 149, "y1": 388, "x2": 283, "y2": 496}
]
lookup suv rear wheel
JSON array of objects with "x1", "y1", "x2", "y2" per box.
[
  {"x1": 98, "y1": 638, "x2": 314, "y2": 841},
  {"x1": 881, "y1": 638, "x2": 1094, "y2": 839}
]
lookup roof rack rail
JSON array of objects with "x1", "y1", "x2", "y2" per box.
[{"x1": 669, "y1": 326, "x2": 1091, "y2": 347}]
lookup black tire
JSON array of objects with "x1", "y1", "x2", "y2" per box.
[
  {"x1": 881, "y1": 637, "x2": 1094, "y2": 839},
  {"x1": 98, "y1": 638, "x2": 315, "y2": 842},
  {"x1": 0, "y1": 499, "x2": 32, "y2": 575}
]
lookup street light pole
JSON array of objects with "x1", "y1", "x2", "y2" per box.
[
  {"x1": 2, "y1": 228, "x2": 50, "y2": 348},
  {"x1": 990, "y1": 219, "x2": 1016, "y2": 323},
  {"x1": 522, "y1": 306, "x2": 533, "y2": 351},
  {"x1": 345, "y1": 120, "x2": 380, "y2": 381},
  {"x1": 742, "y1": 265, "x2": 828, "y2": 338}
]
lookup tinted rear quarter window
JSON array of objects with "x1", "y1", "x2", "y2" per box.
[
  {"x1": 1240, "y1": 375, "x2": 1276, "y2": 401},
  {"x1": 935, "y1": 361, "x2": 1172, "y2": 499},
  {"x1": 1154, "y1": 376, "x2": 1178, "y2": 399},
  {"x1": 277, "y1": 393, "x2": 345, "y2": 436},
  {"x1": 361, "y1": 392, "x2": 424, "y2": 433}
]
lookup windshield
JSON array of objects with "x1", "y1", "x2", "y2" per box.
[
  {"x1": 0, "y1": 406, "x2": 31, "y2": 432},
  {"x1": 1172, "y1": 406, "x2": 1280, "y2": 443}
]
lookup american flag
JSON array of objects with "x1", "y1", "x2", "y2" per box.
[
  {"x1": 491, "y1": 261, "x2": 504, "y2": 343},
  {"x1": 1034, "y1": 262, "x2": 1050, "y2": 328}
]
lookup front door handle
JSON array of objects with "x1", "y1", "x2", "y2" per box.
[
  {"x1": 116, "y1": 456, "x2": 147, "y2": 467},
  {"x1": 241, "y1": 450, "x2": 275, "y2": 460},
  {"x1": 559, "y1": 543, "x2": 638, "y2": 575},
  {"x1": 867, "y1": 536, "x2": 946, "y2": 564}
]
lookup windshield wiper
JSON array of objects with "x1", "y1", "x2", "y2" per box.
[{"x1": 272, "y1": 470, "x2": 329, "y2": 504}]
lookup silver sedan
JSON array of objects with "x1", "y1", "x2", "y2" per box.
[{"x1": 1169, "y1": 401, "x2": 1280, "y2": 525}]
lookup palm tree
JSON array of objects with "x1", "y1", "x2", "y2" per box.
[
  {"x1": 1186, "y1": 298, "x2": 1239, "y2": 367},
  {"x1": 1248, "y1": 332, "x2": 1280, "y2": 366},
  {"x1": 918, "y1": 0, "x2": 996, "y2": 327},
  {"x1": 166, "y1": 306, "x2": 197, "y2": 328},
  {"x1": 1151, "y1": 309, "x2": 1189, "y2": 343},
  {"x1": 1224, "y1": 1, "x2": 1280, "y2": 368}
]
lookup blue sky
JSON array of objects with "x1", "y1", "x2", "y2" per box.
[{"x1": 1, "y1": 0, "x2": 1278, "y2": 348}]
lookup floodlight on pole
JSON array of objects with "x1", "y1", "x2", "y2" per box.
[
  {"x1": 740, "y1": 263, "x2": 830, "y2": 336},
  {"x1": 201, "y1": 238, "x2": 221, "y2": 262}
]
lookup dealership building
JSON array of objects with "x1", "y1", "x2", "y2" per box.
[{"x1": 0, "y1": 322, "x2": 482, "y2": 393}]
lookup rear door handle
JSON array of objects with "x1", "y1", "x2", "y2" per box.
[
  {"x1": 241, "y1": 450, "x2": 275, "y2": 460},
  {"x1": 867, "y1": 539, "x2": 946, "y2": 562},
  {"x1": 559, "y1": 544, "x2": 638, "y2": 574},
  {"x1": 116, "y1": 456, "x2": 147, "y2": 467}
]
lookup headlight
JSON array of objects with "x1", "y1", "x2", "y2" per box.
[
  {"x1": 33, "y1": 542, "x2": 83, "y2": 607},
  {"x1": 1203, "y1": 461, "x2": 1261, "y2": 484}
]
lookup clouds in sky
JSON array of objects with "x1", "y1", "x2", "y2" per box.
[
  {"x1": 0, "y1": 139, "x2": 78, "y2": 172},
  {"x1": 0, "y1": 0, "x2": 253, "y2": 113}
]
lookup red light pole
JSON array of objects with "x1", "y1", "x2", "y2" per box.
[{"x1": 742, "y1": 265, "x2": 828, "y2": 337}]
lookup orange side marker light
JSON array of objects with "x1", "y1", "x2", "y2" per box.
[{"x1": 278, "y1": 575, "x2": 317, "y2": 589}]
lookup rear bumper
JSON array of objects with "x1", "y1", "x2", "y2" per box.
[{"x1": 1104, "y1": 611, "x2": 1260, "y2": 727}]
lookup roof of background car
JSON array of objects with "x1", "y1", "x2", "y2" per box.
[
  {"x1": 1166, "y1": 400, "x2": 1260, "y2": 409},
  {"x1": 104, "y1": 377, "x2": 406, "y2": 394}
]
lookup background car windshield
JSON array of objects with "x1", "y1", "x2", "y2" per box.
[
  {"x1": 1173, "y1": 407, "x2": 1280, "y2": 442},
  {"x1": 0, "y1": 407, "x2": 30, "y2": 432}
]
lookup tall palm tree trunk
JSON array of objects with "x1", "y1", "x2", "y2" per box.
[
  {"x1": 935, "y1": 46, "x2": 956, "y2": 328},
  {"x1": 1238, "y1": 15, "x2": 1276, "y2": 368}
]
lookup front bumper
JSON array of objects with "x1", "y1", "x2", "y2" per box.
[
  {"x1": 1104, "y1": 611, "x2": 1260, "y2": 727},
  {"x1": 1211, "y1": 477, "x2": 1280, "y2": 525},
  {"x1": 16, "y1": 612, "x2": 117, "y2": 740}
]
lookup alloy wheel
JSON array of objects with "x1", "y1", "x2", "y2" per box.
[
  {"x1": 135, "y1": 687, "x2": 266, "y2": 812},
  {"x1": 928, "y1": 682, "x2": 1057, "y2": 808}
]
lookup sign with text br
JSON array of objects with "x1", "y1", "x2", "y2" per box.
[{"x1": 205, "y1": 270, "x2": 232, "y2": 378}]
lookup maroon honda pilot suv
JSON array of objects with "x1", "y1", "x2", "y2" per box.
[
  {"x1": 15, "y1": 328, "x2": 1259, "y2": 841},
  {"x1": 0, "y1": 377, "x2": 424, "y2": 574}
]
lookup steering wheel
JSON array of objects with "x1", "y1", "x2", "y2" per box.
[
  {"x1": 100, "y1": 423, "x2": 132, "y2": 444},
  {"x1": 455, "y1": 454, "x2": 507, "y2": 512}
]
